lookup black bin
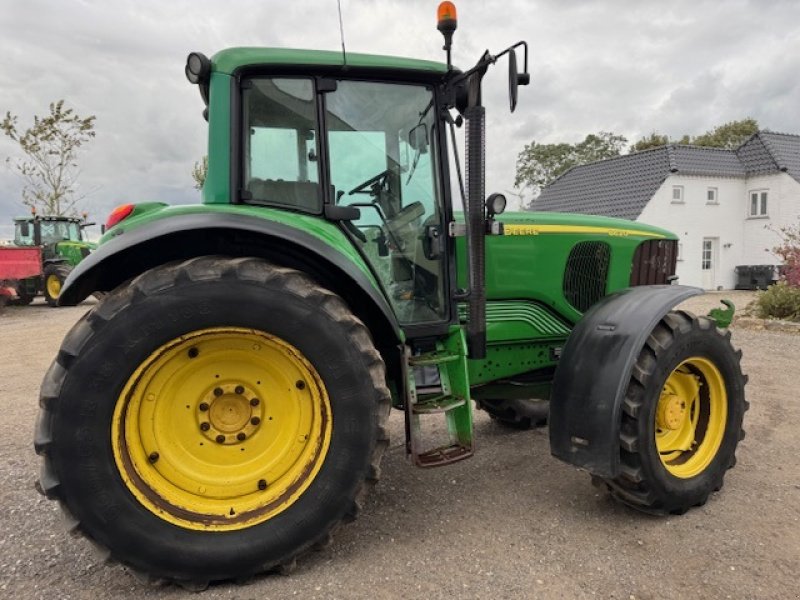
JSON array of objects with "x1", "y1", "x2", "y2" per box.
[{"x1": 735, "y1": 265, "x2": 775, "y2": 290}]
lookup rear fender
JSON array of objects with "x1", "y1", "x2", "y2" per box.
[
  {"x1": 59, "y1": 212, "x2": 401, "y2": 345},
  {"x1": 549, "y1": 285, "x2": 703, "y2": 478}
]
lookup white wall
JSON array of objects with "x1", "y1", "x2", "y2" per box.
[{"x1": 637, "y1": 173, "x2": 800, "y2": 289}]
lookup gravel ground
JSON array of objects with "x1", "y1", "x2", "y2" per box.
[{"x1": 1, "y1": 291, "x2": 798, "y2": 600}]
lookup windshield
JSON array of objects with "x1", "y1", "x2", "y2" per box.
[
  {"x1": 40, "y1": 221, "x2": 82, "y2": 245},
  {"x1": 326, "y1": 80, "x2": 446, "y2": 325}
]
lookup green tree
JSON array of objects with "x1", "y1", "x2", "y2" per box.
[
  {"x1": 630, "y1": 118, "x2": 758, "y2": 153},
  {"x1": 192, "y1": 155, "x2": 208, "y2": 190},
  {"x1": 630, "y1": 132, "x2": 690, "y2": 152},
  {"x1": 1, "y1": 100, "x2": 96, "y2": 215},
  {"x1": 692, "y1": 117, "x2": 759, "y2": 149},
  {"x1": 514, "y1": 131, "x2": 627, "y2": 197}
]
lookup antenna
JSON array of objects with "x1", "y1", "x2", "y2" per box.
[{"x1": 337, "y1": 0, "x2": 347, "y2": 67}]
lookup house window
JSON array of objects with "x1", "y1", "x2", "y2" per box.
[
  {"x1": 748, "y1": 190, "x2": 768, "y2": 217},
  {"x1": 701, "y1": 239, "x2": 712, "y2": 270},
  {"x1": 707, "y1": 187, "x2": 718, "y2": 204},
  {"x1": 672, "y1": 185, "x2": 684, "y2": 203}
]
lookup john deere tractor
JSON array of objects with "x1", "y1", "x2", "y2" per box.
[
  {"x1": 11, "y1": 214, "x2": 95, "y2": 305},
  {"x1": 35, "y1": 3, "x2": 746, "y2": 588}
]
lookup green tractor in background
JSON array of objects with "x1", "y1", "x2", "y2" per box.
[
  {"x1": 12, "y1": 213, "x2": 96, "y2": 306},
  {"x1": 34, "y1": 2, "x2": 747, "y2": 589}
]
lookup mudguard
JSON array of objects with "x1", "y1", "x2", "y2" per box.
[
  {"x1": 549, "y1": 284, "x2": 703, "y2": 478},
  {"x1": 58, "y1": 212, "x2": 401, "y2": 340}
]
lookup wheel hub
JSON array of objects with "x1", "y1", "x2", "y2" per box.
[
  {"x1": 656, "y1": 393, "x2": 686, "y2": 431},
  {"x1": 199, "y1": 383, "x2": 262, "y2": 444}
]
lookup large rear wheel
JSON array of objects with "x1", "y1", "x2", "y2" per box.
[
  {"x1": 43, "y1": 264, "x2": 72, "y2": 307},
  {"x1": 35, "y1": 257, "x2": 391, "y2": 588},
  {"x1": 598, "y1": 311, "x2": 747, "y2": 514}
]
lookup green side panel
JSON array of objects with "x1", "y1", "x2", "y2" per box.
[
  {"x1": 459, "y1": 300, "x2": 571, "y2": 343},
  {"x1": 455, "y1": 210, "x2": 678, "y2": 325},
  {"x1": 202, "y1": 71, "x2": 232, "y2": 205},
  {"x1": 467, "y1": 341, "x2": 561, "y2": 386},
  {"x1": 211, "y1": 48, "x2": 447, "y2": 76},
  {"x1": 99, "y1": 203, "x2": 380, "y2": 289}
]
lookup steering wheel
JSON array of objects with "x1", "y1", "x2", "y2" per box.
[{"x1": 348, "y1": 169, "x2": 391, "y2": 196}]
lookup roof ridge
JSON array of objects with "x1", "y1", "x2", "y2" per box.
[
  {"x1": 671, "y1": 143, "x2": 738, "y2": 153},
  {"x1": 759, "y1": 129, "x2": 800, "y2": 139},
  {"x1": 562, "y1": 144, "x2": 669, "y2": 172}
]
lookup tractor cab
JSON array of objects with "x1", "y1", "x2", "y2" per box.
[
  {"x1": 14, "y1": 215, "x2": 85, "y2": 247},
  {"x1": 240, "y1": 75, "x2": 447, "y2": 325}
]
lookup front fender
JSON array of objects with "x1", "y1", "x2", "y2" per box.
[
  {"x1": 549, "y1": 285, "x2": 703, "y2": 478},
  {"x1": 59, "y1": 212, "x2": 401, "y2": 342}
]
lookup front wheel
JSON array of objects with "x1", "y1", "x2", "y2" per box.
[
  {"x1": 598, "y1": 311, "x2": 748, "y2": 515},
  {"x1": 35, "y1": 257, "x2": 391, "y2": 588}
]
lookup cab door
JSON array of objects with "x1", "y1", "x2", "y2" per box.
[{"x1": 323, "y1": 79, "x2": 449, "y2": 329}]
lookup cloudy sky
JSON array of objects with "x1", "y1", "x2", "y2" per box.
[{"x1": 1, "y1": 0, "x2": 799, "y2": 236}]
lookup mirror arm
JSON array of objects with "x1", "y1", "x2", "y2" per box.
[{"x1": 446, "y1": 41, "x2": 529, "y2": 90}]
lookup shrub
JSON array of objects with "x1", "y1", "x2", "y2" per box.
[
  {"x1": 751, "y1": 281, "x2": 800, "y2": 321},
  {"x1": 773, "y1": 222, "x2": 800, "y2": 286}
]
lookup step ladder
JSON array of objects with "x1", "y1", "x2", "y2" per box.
[{"x1": 403, "y1": 328, "x2": 474, "y2": 467}]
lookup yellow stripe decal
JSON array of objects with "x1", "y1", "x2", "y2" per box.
[{"x1": 503, "y1": 224, "x2": 667, "y2": 238}]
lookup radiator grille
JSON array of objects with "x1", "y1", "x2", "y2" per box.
[
  {"x1": 563, "y1": 242, "x2": 611, "y2": 312},
  {"x1": 630, "y1": 239, "x2": 678, "y2": 286}
]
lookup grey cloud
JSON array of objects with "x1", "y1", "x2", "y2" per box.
[{"x1": 1, "y1": 0, "x2": 798, "y2": 231}]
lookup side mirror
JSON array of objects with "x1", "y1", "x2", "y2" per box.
[
  {"x1": 508, "y1": 48, "x2": 531, "y2": 113},
  {"x1": 408, "y1": 123, "x2": 429, "y2": 154},
  {"x1": 20, "y1": 222, "x2": 30, "y2": 237}
]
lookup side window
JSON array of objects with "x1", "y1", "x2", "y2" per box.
[
  {"x1": 242, "y1": 78, "x2": 320, "y2": 212},
  {"x1": 14, "y1": 222, "x2": 34, "y2": 246}
]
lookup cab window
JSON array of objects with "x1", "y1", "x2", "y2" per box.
[{"x1": 242, "y1": 78, "x2": 320, "y2": 212}]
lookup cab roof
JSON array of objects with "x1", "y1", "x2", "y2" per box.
[{"x1": 211, "y1": 47, "x2": 448, "y2": 76}]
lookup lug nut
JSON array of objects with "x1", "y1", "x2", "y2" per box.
[
  {"x1": 250, "y1": 398, "x2": 260, "y2": 407},
  {"x1": 148, "y1": 452, "x2": 159, "y2": 464},
  {"x1": 213, "y1": 387, "x2": 223, "y2": 397},
  {"x1": 199, "y1": 402, "x2": 209, "y2": 411},
  {"x1": 216, "y1": 435, "x2": 226, "y2": 444},
  {"x1": 235, "y1": 385, "x2": 245, "y2": 395},
  {"x1": 295, "y1": 380, "x2": 306, "y2": 390},
  {"x1": 187, "y1": 347, "x2": 199, "y2": 358},
  {"x1": 251, "y1": 417, "x2": 261, "y2": 425},
  {"x1": 258, "y1": 479, "x2": 268, "y2": 490},
  {"x1": 237, "y1": 432, "x2": 246, "y2": 441},
  {"x1": 200, "y1": 422, "x2": 211, "y2": 431}
]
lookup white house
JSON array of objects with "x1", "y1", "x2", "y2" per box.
[{"x1": 534, "y1": 131, "x2": 800, "y2": 289}]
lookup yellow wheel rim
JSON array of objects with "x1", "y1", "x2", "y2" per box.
[
  {"x1": 46, "y1": 274, "x2": 62, "y2": 299},
  {"x1": 111, "y1": 327, "x2": 332, "y2": 531},
  {"x1": 655, "y1": 356, "x2": 727, "y2": 479}
]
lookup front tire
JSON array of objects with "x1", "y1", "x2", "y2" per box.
[
  {"x1": 34, "y1": 257, "x2": 391, "y2": 587},
  {"x1": 598, "y1": 311, "x2": 747, "y2": 515}
]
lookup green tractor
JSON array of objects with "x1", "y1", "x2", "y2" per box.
[
  {"x1": 35, "y1": 3, "x2": 746, "y2": 588},
  {"x1": 12, "y1": 214, "x2": 95, "y2": 306}
]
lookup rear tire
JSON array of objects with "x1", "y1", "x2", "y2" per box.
[
  {"x1": 43, "y1": 264, "x2": 72, "y2": 307},
  {"x1": 34, "y1": 257, "x2": 391, "y2": 587},
  {"x1": 598, "y1": 311, "x2": 747, "y2": 515},
  {"x1": 13, "y1": 281, "x2": 35, "y2": 305}
]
